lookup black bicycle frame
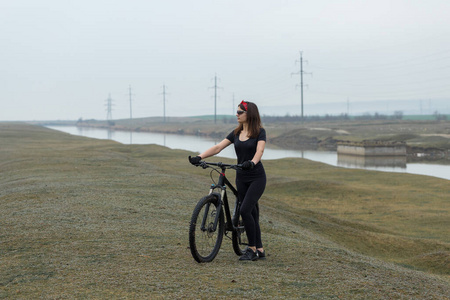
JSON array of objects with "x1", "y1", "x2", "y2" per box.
[{"x1": 200, "y1": 164, "x2": 239, "y2": 233}]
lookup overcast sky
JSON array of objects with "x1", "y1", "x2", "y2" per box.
[{"x1": 1, "y1": 0, "x2": 450, "y2": 121}]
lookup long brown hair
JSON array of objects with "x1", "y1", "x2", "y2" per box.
[{"x1": 234, "y1": 101, "x2": 263, "y2": 138}]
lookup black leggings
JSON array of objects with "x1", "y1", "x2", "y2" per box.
[{"x1": 236, "y1": 175, "x2": 266, "y2": 248}]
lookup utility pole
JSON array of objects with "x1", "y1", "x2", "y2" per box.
[
  {"x1": 128, "y1": 85, "x2": 133, "y2": 121},
  {"x1": 209, "y1": 74, "x2": 222, "y2": 124},
  {"x1": 232, "y1": 93, "x2": 235, "y2": 115},
  {"x1": 105, "y1": 93, "x2": 113, "y2": 121},
  {"x1": 291, "y1": 51, "x2": 311, "y2": 120},
  {"x1": 214, "y1": 75, "x2": 218, "y2": 124},
  {"x1": 162, "y1": 84, "x2": 168, "y2": 123},
  {"x1": 347, "y1": 97, "x2": 350, "y2": 116}
]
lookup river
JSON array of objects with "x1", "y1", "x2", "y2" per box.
[{"x1": 46, "y1": 126, "x2": 450, "y2": 181}]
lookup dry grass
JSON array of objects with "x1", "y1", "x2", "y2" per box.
[{"x1": 1, "y1": 123, "x2": 449, "y2": 299}]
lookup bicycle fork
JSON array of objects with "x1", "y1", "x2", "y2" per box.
[{"x1": 215, "y1": 184, "x2": 241, "y2": 233}]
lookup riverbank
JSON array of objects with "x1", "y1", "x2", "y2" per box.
[
  {"x1": 54, "y1": 117, "x2": 450, "y2": 161},
  {"x1": 1, "y1": 123, "x2": 449, "y2": 298}
]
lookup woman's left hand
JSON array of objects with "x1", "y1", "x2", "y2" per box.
[{"x1": 242, "y1": 160, "x2": 255, "y2": 170}]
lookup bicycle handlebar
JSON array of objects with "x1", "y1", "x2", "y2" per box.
[{"x1": 194, "y1": 161, "x2": 243, "y2": 170}]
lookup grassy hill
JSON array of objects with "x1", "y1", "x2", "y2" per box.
[{"x1": 0, "y1": 123, "x2": 449, "y2": 298}]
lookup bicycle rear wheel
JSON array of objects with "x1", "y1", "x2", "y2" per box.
[
  {"x1": 189, "y1": 194, "x2": 224, "y2": 262},
  {"x1": 231, "y1": 204, "x2": 249, "y2": 256}
]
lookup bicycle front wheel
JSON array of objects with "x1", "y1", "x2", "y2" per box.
[{"x1": 189, "y1": 194, "x2": 224, "y2": 262}]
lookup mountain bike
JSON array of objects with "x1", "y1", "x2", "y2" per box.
[{"x1": 189, "y1": 161, "x2": 249, "y2": 263}]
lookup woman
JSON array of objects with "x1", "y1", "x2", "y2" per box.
[{"x1": 189, "y1": 100, "x2": 266, "y2": 261}]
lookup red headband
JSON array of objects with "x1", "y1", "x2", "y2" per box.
[{"x1": 240, "y1": 100, "x2": 248, "y2": 111}]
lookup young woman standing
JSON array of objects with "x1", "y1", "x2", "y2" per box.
[{"x1": 189, "y1": 100, "x2": 266, "y2": 261}]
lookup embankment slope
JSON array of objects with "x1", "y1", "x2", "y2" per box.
[{"x1": 1, "y1": 123, "x2": 448, "y2": 298}]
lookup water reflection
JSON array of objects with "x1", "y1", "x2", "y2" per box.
[{"x1": 338, "y1": 154, "x2": 407, "y2": 169}]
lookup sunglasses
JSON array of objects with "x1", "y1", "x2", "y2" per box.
[{"x1": 237, "y1": 110, "x2": 246, "y2": 115}]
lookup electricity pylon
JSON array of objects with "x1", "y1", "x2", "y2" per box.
[
  {"x1": 291, "y1": 51, "x2": 312, "y2": 120},
  {"x1": 105, "y1": 93, "x2": 113, "y2": 121}
]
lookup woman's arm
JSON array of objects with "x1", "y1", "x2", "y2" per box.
[
  {"x1": 251, "y1": 140, "x2": 265, "y2": 164},
  {"x1": 199, "y1": 138, "x2": 232, "y2": 159}
]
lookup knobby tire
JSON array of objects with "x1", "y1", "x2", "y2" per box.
[{"x1": 189, "y1": 194, "x2": 224, "y2": 263}]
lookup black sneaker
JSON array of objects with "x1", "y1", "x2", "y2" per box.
[
  {"x1": 239, "y1": 248, "x2": 259, "y2": 261},
  {"x1": 257, "y1": 249, "x2": 266, "y2": 260}
]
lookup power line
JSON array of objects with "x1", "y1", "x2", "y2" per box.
[{"x1": 311, "y1": 49, "x2": 450, "y2": 71}]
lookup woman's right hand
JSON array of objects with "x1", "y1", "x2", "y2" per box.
[{"x1": 188, "y1": 155, "x2": 202, "y2": 165}]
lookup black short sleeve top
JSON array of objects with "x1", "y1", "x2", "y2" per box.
[{"x1": 226, "y1": 128, "x2": 266, "y2": 164}]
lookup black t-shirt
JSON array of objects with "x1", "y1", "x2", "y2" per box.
[{"x1": 226, "y1": 128, "x2": 266, "y2": 165}]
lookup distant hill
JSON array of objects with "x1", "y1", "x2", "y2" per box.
[{"x1": 260, "y1": 98, "x2": 450, "y2": 117}]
